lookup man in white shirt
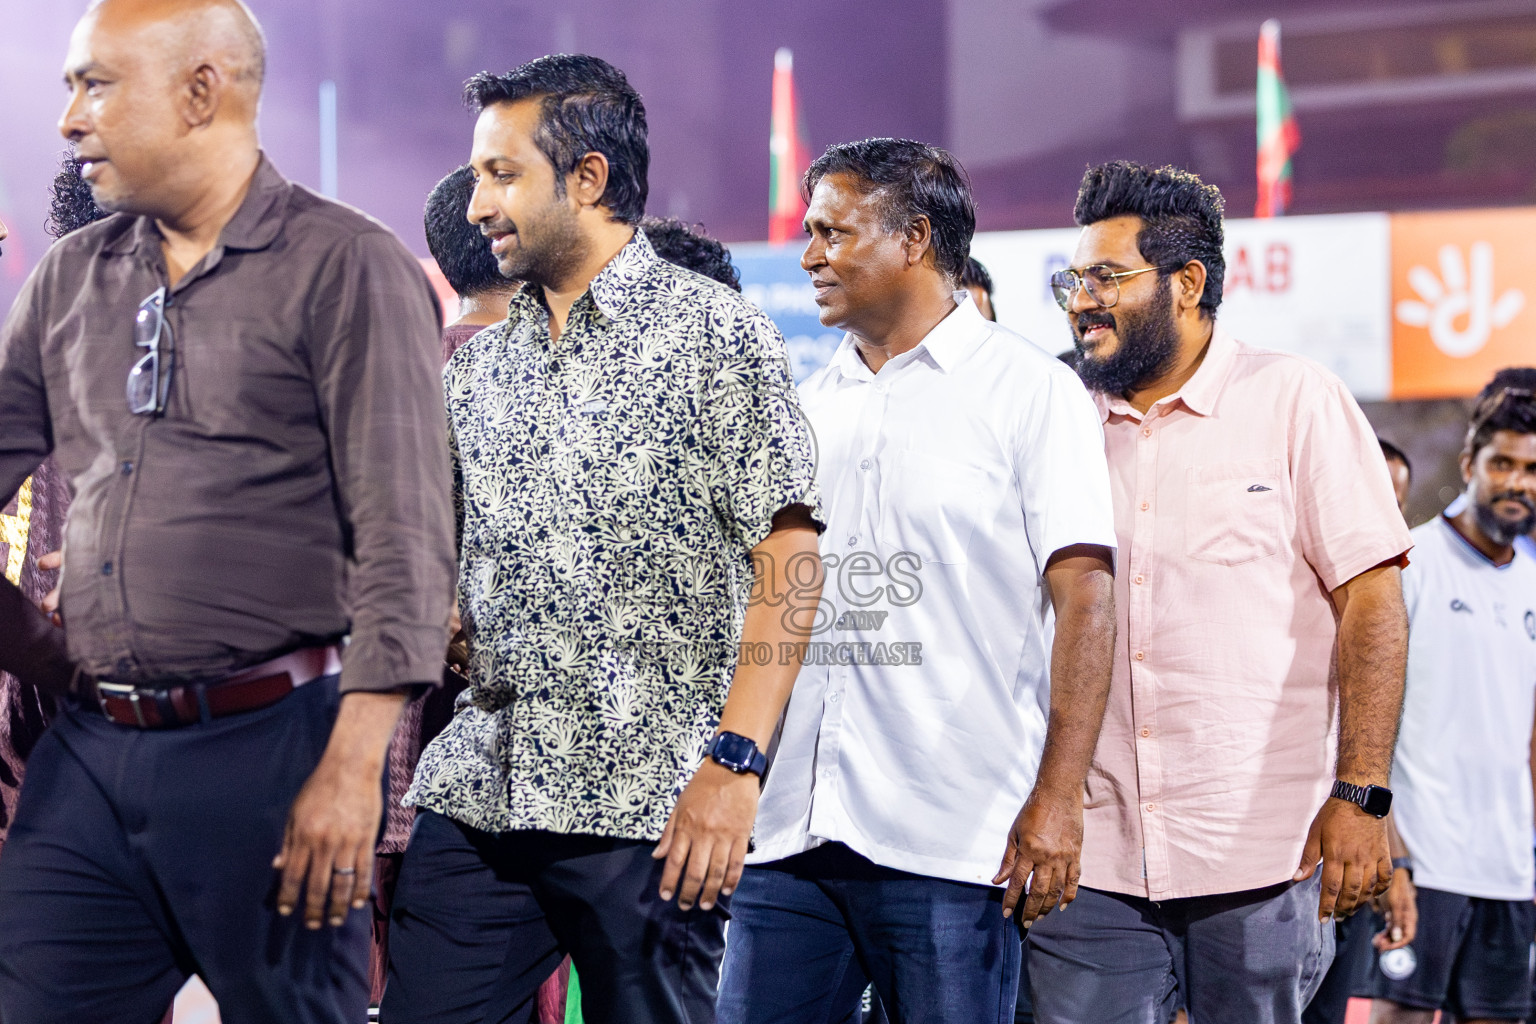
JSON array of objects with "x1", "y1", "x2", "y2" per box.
[
  {"x1": 716, "y1": 138, "x2": 1118, "y2": 1024},
  {"x1": 1370, "y1": 383, "x2": 1536, "y2": 1024}
]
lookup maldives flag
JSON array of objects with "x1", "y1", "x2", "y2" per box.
[
  {"x1": 768, "y1": 47, "x2": 811, "y2": 244},
  {"x1": 1255, "y1": 19, "x2": 1300, "y2": 218}
]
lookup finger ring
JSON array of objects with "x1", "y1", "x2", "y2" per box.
[{"x1": 333, "y1": 867, "x2": 357, "y2": 876}]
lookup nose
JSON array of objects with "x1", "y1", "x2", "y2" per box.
[
  {"x1": 800, "y1": 235, "x2": 824, "y2": 273},
  {"x1": 1067, "y1": 277, "x2": 1101, "y2": 315},
  {"x1": 466, "y1": 175, "x2": 494, "y2": 226},
  {"x1": 0, "y1": 218, "x2": 8, "y2": 244},
  {"x1": 59, "y1": 85, "x2": 89, "y2": 143}
]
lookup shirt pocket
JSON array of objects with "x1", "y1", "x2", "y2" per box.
[
  {"x1": 1184, "y1": 458, "x2": 1285, "y2": 566},
  {"x1": 876, "y1": 451, "x2": 990, "y2": 565}
]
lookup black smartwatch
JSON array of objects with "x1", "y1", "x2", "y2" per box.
[
  {"x1": 1331, "y1": 780, "x2": 1393, "y2": 818},
  {"x1": 706, "y1": 731, "x2": 767, "y2": 778}
]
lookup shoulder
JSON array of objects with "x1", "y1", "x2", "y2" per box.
[
  {"x1": 970, "y1": 323, "x2": 1096, "y2": 409},
  {"x1": 281, "y1": 184, "x2": 417, "y2": 263},
  {"x1": 1226, "y1": 335, "x2": 1353, "y2": 405}
]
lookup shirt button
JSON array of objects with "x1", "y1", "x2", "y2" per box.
[
  {"x1": 1135, "y1": 651, "x2": 1145, "y2": 661},
  {"x1": 1146, "y1": 803, "x2": 1157, "y2": 812},
  {"x1": 874, "y1": 383, "x2": 887, "y2": 394},
  {"x1": 828, "y1": 691, "x2": 841, "y2": 703},
  {"x1": 1140, "y1": 728, "x2": 1151, "y2": 738},
  {"x1": 120, "y1": 461, "x2": 134, "y2": 476},
  {"x1": 847, "y1": 536, "x2": 858, "y2": 547},
  {"x1": 1134, "y1": 574, "x2": 1145, "y2": 585},
  {"x1": 101, "y1": 561, "x2": 114, "y2": 576},
  {"x1": 1139, "y1": 501, "x2": 1149, "y2": 511},
  {"x1": 859, "y1": 459, "x2": 871, "y2": 471},
  {"x1": 1141, "y1": 428, "x2": 1152, "y2": 438}
]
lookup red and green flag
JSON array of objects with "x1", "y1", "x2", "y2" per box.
[
  {"x1": 1256, "y1": 19, "x2": 1300, "y2": 218},
  {"x1": 768, "y1": 47, "x2": 810, "y2": 244}
]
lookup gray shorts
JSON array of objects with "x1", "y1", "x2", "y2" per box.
[{"x1": 1026, "y1": 874, "x2": 1335, "y2": 1024}]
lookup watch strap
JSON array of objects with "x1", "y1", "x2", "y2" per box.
[{"x1": 1331, "y1": 780, "x2": 1369, "y2": 807}]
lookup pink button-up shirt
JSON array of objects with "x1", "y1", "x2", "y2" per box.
[{"x1": 1082, "y1": 328, "x2": 1411, "y2": 900}]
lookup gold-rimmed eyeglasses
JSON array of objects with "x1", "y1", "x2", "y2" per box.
[{"x1": 1049, "y1": 264, "x2": 1174, "y2": 312}]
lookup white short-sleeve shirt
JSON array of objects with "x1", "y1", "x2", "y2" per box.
[
  {"x1": 748, "y1": 297, "x2": 1118, "y2": 884},
  {"x1": 1393, "y1": 515, "x2": 1536, "y2": 900}
]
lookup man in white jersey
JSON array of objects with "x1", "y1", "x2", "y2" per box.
[{"x1": 1370, "y1": 383, "x2": 1536, "y2": 1024}]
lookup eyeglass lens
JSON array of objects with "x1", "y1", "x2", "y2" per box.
[{"x1": 1051, "y1": 266, "x2": 1121, "y2": 311}]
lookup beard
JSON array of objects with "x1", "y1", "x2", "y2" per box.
[
  {"x1": 1473, "y1": 490, "x2": 1536, "y2": 546},
  {"x1": 483, "y1": 195, "x2": 587, "y2": 290},
  {"x1": 1071, "y1": 276, "x2": 1181, "y2": 396}
]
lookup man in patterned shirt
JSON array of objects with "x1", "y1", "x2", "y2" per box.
[{"x1": 383, "y1": 55, "x2": 824, "y2": 1024}]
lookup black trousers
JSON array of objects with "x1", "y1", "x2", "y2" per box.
[
  {"x1": 0, "y1": 677, "x2": 369, "y2": 1024},
  {"x1": 380, "y1": 810, "x2": 729, "y2": 1024}
]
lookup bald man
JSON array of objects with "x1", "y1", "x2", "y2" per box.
[{"x1": 0, "y1": 3, "x2": 454, "y2": 1023}]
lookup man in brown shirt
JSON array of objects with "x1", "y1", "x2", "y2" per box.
[{"x1": 0, "y1": 2, "x2": 454, "y2": 1023}]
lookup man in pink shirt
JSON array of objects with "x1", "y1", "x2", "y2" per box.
[{"x1": 1026, "y1": 161, "x2": 1412, "y2": 1024}]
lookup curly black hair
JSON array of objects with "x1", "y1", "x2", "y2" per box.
[
  {"x1": 464, "y1": 55, "x2": 648, "y2": 225},
  {"x1": 803, "y1": 138, "x2": 974, "y2": 282},
  {"x1": 639, "y1": 216, "x2": 740, "y2": 292},
  {"x1": 1467, "y1": 378, "x2": 1536, "y2": 456},
  {"x1": 1075, "y1": 160, "x2": 1226, "y2": 318},
  {"x1": 46, "y1": 152, "x2": 107, "y2": 240}
]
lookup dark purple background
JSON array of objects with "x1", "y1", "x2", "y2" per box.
[{"x1": 3, "y1": 0, "x2": 1534, "y2": 314}]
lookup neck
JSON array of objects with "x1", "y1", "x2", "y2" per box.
[
  {"x1": 850, "y1": 276, "x2": 958, "y2": 375},
  {"x1": 543, "y1": 220, "x2": 635, "y2": 344},
  {"x1": 453, "y1": 289, "x2": 518, "y2": 328},
  {"x1": 1125, "y1": 318, "x2": 1214, "y2": 415},
  {"x1": 1448, "y1": 503, "x2": 1515, "y2": 566},
  {"x1": 155, "y1": 143, "x2": 261, "y2": 287}
]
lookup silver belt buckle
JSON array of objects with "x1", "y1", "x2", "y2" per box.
[{"x1": 96, "y1": 681, "x2": 148, "y2": 727}]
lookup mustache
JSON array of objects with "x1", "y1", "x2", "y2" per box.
[
  {"x1": 479, "y1": 218, "x2": 517, "y2": 240},
  {"x1": 1074, "y1": 311, "x2": 1116, "y2": 335},
  {"x1": 1489, "y1": 491, "x2": 1536, "y2": 515}
]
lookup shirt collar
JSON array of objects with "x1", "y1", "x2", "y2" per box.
[
  {"x1": 829, "y1": 293, "x2": 990, "y2": 381},
  {"x1": 506, "y1": 227, "x2": 656, "y2": 326},
  {"x1": 101, "y1": 152, "x2": 291, "y2": 259},
  {"x1": 1093, "y1": 324, "x2": 1238, "y2": 422}
]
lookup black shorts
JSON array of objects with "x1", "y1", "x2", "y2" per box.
[{"x1": 1369, "y1": 885, "x2": 1535, "y2": 1020}]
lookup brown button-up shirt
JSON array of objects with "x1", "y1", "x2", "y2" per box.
[{"x1": 0, "y1": 156, "x2": 455, "y2": 693}]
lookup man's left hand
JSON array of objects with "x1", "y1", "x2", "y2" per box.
[
  {"x1": 1294, "y1": 796, "x2": 1392, "y2": 920},
  {"x1": 993, "y1": 788, "x2": 1084, "y2": 923},
  {"x1": 654, "y1": 760, "x2": 759, "y2": 912}
]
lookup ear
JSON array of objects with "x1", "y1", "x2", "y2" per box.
[
  {"x1": 1459, "y1": 448, "x2": 1474, "y2": 485},
  {"x1": 182, "y1": 62, "x2": 222, "y2": 129},
  {"x1": 902, "y1": 215, "x2": 934, "y2": 269},
  {"x1": 1175, "y1": 260, "x2": 1208, "y2": 314},
  {"x1": 568, "y1": 151, "x2": 611, "y2": 212}
]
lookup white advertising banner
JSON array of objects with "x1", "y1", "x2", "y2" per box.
[{"x1": 971, "y1": 212, "x2": 1393, "y2": 400}]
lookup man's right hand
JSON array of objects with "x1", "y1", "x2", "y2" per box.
[{"x1": 1372, "y1": 867, "x2": 1417, "y2": 951}]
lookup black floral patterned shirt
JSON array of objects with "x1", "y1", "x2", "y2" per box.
[{"x1": 407, "y1": 231, "x2": 822, "y2": 839}]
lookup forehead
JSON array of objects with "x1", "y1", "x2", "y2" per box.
[
  {"x1": 64, "y1": 6, "x2": 143, "y2": 77},
  {"x1": 806, "y1": 171, "x2": 884, "y2": 223},
  {"x1": 471, "y1": 98, "x2": 548, "y2": 165},
  {"x1": 1071, "y1": 215, "x2": 1146, "y2": 268},
  {"x1": 1479, "y1": 429, "x2": 1536, "y2": 461}
]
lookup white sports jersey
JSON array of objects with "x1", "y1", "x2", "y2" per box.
[{"x1": 1393, "y1": 515, "x2": 1536, "y2": 900}]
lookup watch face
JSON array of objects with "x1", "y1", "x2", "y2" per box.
[
  {"x1": 711, "y1": 732, "x2": 755, "y2": 771},
  {"x1": 1362, "y1": 785, "x2": 1393, "y2": 818}
]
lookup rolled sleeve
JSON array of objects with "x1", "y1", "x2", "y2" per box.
[
  {"x1": 1292, "y1": 379, "x2": 1412, "y2": 592},
  {"x1": 1013, "y1": 368, "x2": 1118, "y2": 576},
  {"x1": 702, "y1": 307, "x2": 824, "y2": 552},
  {"x1": 307, "y1": 232, "x2": 456, "y2": 692}
]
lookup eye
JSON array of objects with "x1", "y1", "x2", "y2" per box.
[{"x1": 84, "y1": 78, "x2": 105, "y2": 94}]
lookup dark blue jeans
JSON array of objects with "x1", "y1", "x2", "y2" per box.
[
  {"x1": 718, "y1": 842, "x2": 1022, "y2": 1024},
  {"x1": 0, "y1": 677, "x2": 368, "y2": 1024}
]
